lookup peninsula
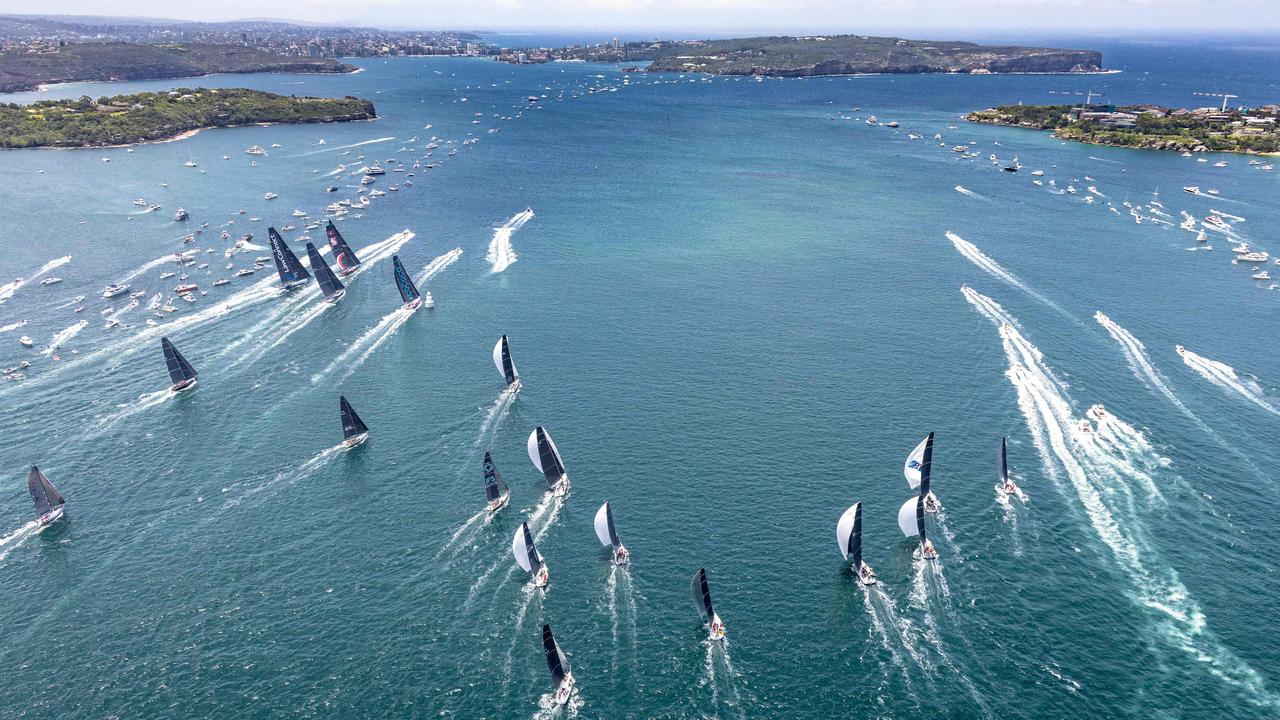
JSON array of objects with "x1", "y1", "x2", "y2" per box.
[
  {"x1": 967, "y1": 103, "x2": 1280, "y2": 155},
  {"x1": 497, "y1": 35, "x2": 1102, "y2": 76},
  {"x1": 0, "y1": 42, "x2": 357, "y2": 94},
  {"x1": 0, "y1": 88, "x2": 375, "y2": 148}
]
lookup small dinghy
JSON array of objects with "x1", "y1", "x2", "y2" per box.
[
  {"x1": 482, "y1": 452, "x2": 509, "y2": 513},
  {"x1": 904, "y1": 432, "x2": 940, "y2": 513},
  {"x1": 28, "y1": 465, "x2": 66, "y2": 527},
  {"x1": 492, "y1": 334, "x2": 521, "y2": 392},
  {"x1": 527, "y1": 426, "x2": 569, "y2": 497},
  {"x1": 305, "y1": 242, "x2": 346, "y2": 303},
  {"x1": 691, "y1": 567, "x2": 726, "y2": 641},
  {"x1": 267, "y1": 227, "x2": 311, "y2": 290},
  {"x1": 161, "y1": 337, "x2": 198, "y2": 392},
  {"x1": 542, "y1": 624, "x2": 576, "y2": 706},
  {"x1": 325, "y1": 220, "x2": 361, "y2": 276},
  {"x1": 593, "y1": 501, "x2": 629, "y2": 564},
  {"x1": 836, "y1": 501, "x2": 876, "y2": 585},
  {"x1": 512, "y1": 521, "x2": 549, "y2": 587},
  {"x1": 899, "y1": 494, "x2": 937, "y2": 560},
  {"x1": 340, "y1": 396, "x2": 369, "y2": 448}
]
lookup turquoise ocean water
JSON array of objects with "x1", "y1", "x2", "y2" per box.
[{"x1": 0, "y1": 37, "x2": 1279, "y2": 719}]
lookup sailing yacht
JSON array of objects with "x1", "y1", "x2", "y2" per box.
[
  {"x1": 161, "y1": 337, "x2": 198, "y2": 392},
  {"x1": 691, "y1": 568, "x2": 726, "y2": 641},
  {"x1": 305, "y1": 242, "x2": 346, "y2": 303},
  {"x1": 527, "y1": 426, "x2": 570, "y2": 497},
  {"x1": 391, "y1": 255, "x2": 422, "y2": 310},
  {"x1": 28, "y1": 465, "x2": 66, "y2": 526},
  {"x1": 898, "y1": 494, "x2": 937, "y2": 560},
  {"x1": 325, "y1": 221, "x2": 361, "y2": 276},
  {"x1": 904, "y1": 433, "x2": 939, "y2": 512},
  {"x1": 267, "y1": 228, "x2": 311, "y2": 290},
  {"x1": 996, "y1": 437, "x2": 1022, "y2": 498},
  {"x1": 492, "y1": 335, "x2": 521, "y2": 392},
  {"x1": 340, "y1": 396, "x2": 369, "y2": 448},
  {"x1": 542, "y1": 624, "x2": 576, "y2": 706},
  {"x1": 482, "y1": 452, "x2": 510, "y2": 513},
  {"x1": 836, "y1": 501, "x2": 876, "y2": 584},
  {"x1": 512, "y1": 521, "x2": 549, "y2": 587},
  {"x1": 593, "y1": 502, "x2": 629, "y2": 564}
]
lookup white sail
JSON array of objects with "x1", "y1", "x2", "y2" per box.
[
  {"x1": 512, "y1": 523, "x2": 536, "y2": 573},
  {"x1": 527, "y1": 428, "x2": 545, "y2": 472},
  {"x1": 594, "y1": 502, "x2": 617, "y2": 549},
  {"x1": 836, "y1": 502, "x2": 859, "y2": 560},
  {"x1": 898, "y1": 496, "x2": 920, "y2": 538},
  {"x1": 492, "y1": 337, "x2": 506, "y2": 378},
  {"x1": 904, "y1": 435, "x2": 929, "y2": 489}
]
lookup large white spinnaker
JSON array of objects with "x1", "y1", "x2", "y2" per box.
[
  {"x1": 493, "y1": 334, "x2": 519, "y2": 387},
  {"x1": 904, "y1": 433, "x2": 933, "y2": 490},
  {"x1": 527, "y1": 426, "x2": 567, "y2": 489},
  {"x1": 836, "y1": 502, "x2": 862, "y2": 564},
  {"x1": 898, "y1": 495, "x2": 925, "y2": 543},
  {"x1": 512, "y1": 521, "x2": 543, "y2": 575},
  {"x1": 594, "y1": 502, "x2": 620, "y2": 550}
]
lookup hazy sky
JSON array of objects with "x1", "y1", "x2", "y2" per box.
[{"x1": 20, "y1": 0, "x2": 1280, "y2": 35}]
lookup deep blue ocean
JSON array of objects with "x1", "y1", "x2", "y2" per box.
[{"x1": 0, "y1": 36, "x2": 1278, "y2": 719}]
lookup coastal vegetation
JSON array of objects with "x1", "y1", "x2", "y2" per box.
[
  {"x1": 501, "y1": 35, "x2": 1102, "y2": 76},
  {"x1": 0, "y1": 88, "x2": 375, "y2": 148},
  {"x1": 0, "y1": 42, "x2": 356, "y2": 93},
  {"x1": 967, "y1": 103, "x2": 1280, "y2": 154}
]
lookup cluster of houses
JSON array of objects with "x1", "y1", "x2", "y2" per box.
[{"x1": 1074, "y1": 103, "x2": 1279, "y2": 135}]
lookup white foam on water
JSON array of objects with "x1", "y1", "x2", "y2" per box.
[
  {"x1": 502, "y1": 584, "x2": 541, "y2": 682},
  {"x1": 0, "y1": 320, "x2": 27, "y2": 333},
  {"x1": 0, "y1": 255, "x2": 72, "y2": 304},
  {"x1": 995, "y1": 490, "x2": 1024, "y2": 557},
  {"x1": 222, "y1": 443, "x2": 345, "y2": 510},
  {"x1": 487, "y1": 209, "x2": 533, "y2": 273},
  {"x1": 964, "y1": 285, "x2": 1280, "y2": 708},
  {"x1": 606, "y1": 564, "x2": 619, "y2": 665},
  {"x1": 863, "y1": 584, "x2": 917, "y2": 690},
  {"x1": 42, "y1": 320, "x2": 88, "y2": 355},
  {"x1": 954, "y1": 185, "x2": 980, "y2": 198},
  {"x1": 288, "y1": 136, "x2": 396, "y2": 157},
  {"x1": 1178, "y1": 346, "x2": 1280, "y2": 417},
  {"x1": 476, "y1": 388, "x2": 517, "y2": 446},
  {"x1": 433, "y1": 508, "x2": 488, "y2": 561},
  {"x1": 117, "y1": 253, "x2": 178, "y2": 284},
  {"x1": 947, "y1": 233, "x2": 1071, "y2": 320},
  {"x1": 92, "y1": 387, "x2": 173, "y2": 431},
  {"x1": 0, "y1": 520, "x2": 40, "y2": 562}
]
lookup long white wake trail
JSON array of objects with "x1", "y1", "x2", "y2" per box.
[
  {"x1": 487, "y1": 209, "x2": 533, "y2": 273},
  {"x1": 287, "y1": 136, "x2": 396, "y2": 157},
  {"x1": 964, "y1": 285, "x2": 1279, "y2": 708},
  {"x1": 310, "y1": 248, "x2": 461, "y2": 384},
  {"x1": 42, "y1": 320, "x2": 88, "y2": 355},
  {"x1": 946, "y1": 232, "x2": 1072, "y2": 321},
  {"x1": 0, "y1": 255, "x2": 72, "y2": 304},
  {"x1": 1178, "y1": 346, "x2": 1280, "y2": 417},
  {"x1": 0, "y1": 520, "x2": 41, "y2": 562},
  {"x1": 1095, "y1": 313, "x2": 1195, "y2": 417}
]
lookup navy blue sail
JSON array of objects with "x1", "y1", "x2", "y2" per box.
[
  {"x1": 851, "y1": 502, "x2": 864, "y2": 571},
  {"x1": 340, "y1": 396, "x2": 368, "y2": 441},
  {"x1": 305, "y1": 242, "x2": 345, "y2": 301},
  {"x1": 325, "y1": 221, "x2": 361, "y2": 274},
  {"x1": 267, "y1": 227, "x2": 310, "y2": 288},
  {"x1": 918, "y1": 431, "x2": 935, "y2": 498},
  {"x1": 916, "y1": 495, "x2": 928, "y2": 544},
  {"x1": 28, "y1": 465, "x2": 65, "y2": 517},
  {"x1": 160, "y1": 337, "x2": 197, "y2": 386},
  {"x1": 998, "y1": 437, "x2": 1008, "y2": 484},
  {"x1": 392, "y1": 255, "x2": 420, "y2": 305},
  {"x1": 691, "y1": 567, "x2": 715, "y2": 620},
  {"x1": 483, "y1": 452, "x2": 509, "y2": 503},
  {"x1": 542, "y1": 624, "x2": 570, "y2": 691}
]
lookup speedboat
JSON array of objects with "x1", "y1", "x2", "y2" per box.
[
  {"x1": 103, "y1": 283, "x2": 131, "y2": 298},
  {"x1": 263, "y1": 192, "x2": 278, "y2": 200},
  {"x1": 174, "y1": 208, "x2": 189, "y2": 222},
  {"x1": 245, "y1": 145, "x2": 267, "y2": 156},
  {"x1": 133, "y1": 198, "x2": 147, "y2": 206},
  {"x1": 160, "y1": 272, "x2": 176, "y2": 280},
  {"x1": 1088, "y1": 404, "x2": 1107, "y2": 421},
  {"x1": 18, "y1": 335, "x2": 33, "y2": 347},
  {"x1": 39, "y1": 277, "x2": 62, "y2": 286},
  {"x1": 1252, "y1": 271, "x2": 1272, "y2": 281},
  {"x1": 173, "y1": 283, "x2": 198, "y2": 294},
  {"x1": 235, "y1": 268, "x2": 256, "y2": 277},
  {"x1": 130, "y1": 290, "x2": 147, "y2": 299},
  {"x1": 1183, "y1": 186, "x2": 1201, "y2": 195},
  {"x1": 213, "y1": 278, "x2": 230, "y2": 287},
  {"x1": 291, "y1": 209, "x2": 307, "y2": 218},
  {"x1": 1077, "y1": 419, "x2": 1094, "y2": 436}
]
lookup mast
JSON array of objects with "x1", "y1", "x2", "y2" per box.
[
  {"x1": 267, "y1": 227, "x2": 310, "y2": 287},
  {"x1": 305, "y1": 242, "x2": 345, "y2": 300},
  {"x1": 542, "y1": 624, "x2": 570, "y2": 690},
  {"x1": 339, "y1": 396, "x2": 368, "y2": 440},
  {"x1": 391, "y1": 255, "x2": 420, "y2": 304},
  {"x1": 527, "y1": 426, "x2": 566, "y2": 488},
  {"x1": 919, "y1": 432, "x2": 935, "y2": 498},
  {"x1": 512, "y1": 521, "x2": 543, "y2": 575},
  {"x1": 160, "y1": 337, "x2": 197, "y2": 385},
  {"x1": 998, "y1": 437, "x2": 1008, "y2": 484},
  {"x1": 493, "y1": 335, "x2": 519, "y2": 386},
  {"x1": 325, "y1": 220, "x2": 361, "y2": 273},
  {"x1": 483, "y1": 451, "x2": 509, "y2": 502}
]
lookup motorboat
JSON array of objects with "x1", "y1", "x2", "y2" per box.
[
  {"x1": 18, "y1": 335, "x2": 34, "y2": 348},
  {"x1": 103, "y1": 283, "x2": 131, "y2": 298},
  {"x1": 39, "y1": 277, "x2": 62, "y2": 286}
]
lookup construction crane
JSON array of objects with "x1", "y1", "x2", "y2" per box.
[{"x1": 1192, "y1": 92, "x2": 1239, "y2": 112}]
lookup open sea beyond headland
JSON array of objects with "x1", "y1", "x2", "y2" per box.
[{"x1": 0, "y1": 37, "x2": 1278, "y2": 719}]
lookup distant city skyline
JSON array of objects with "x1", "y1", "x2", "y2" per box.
[{"x1": 11, "y1": 1, "x2": 1280, "y2": 36}]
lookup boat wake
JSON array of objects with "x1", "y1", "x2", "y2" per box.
[
  {"x1": 0, "y1": 320, "x2": 27, "y2": 333},
  {"x1": 947, "y1": 232, "x2": 1071, "y2": 320},
  {"x1": 964, "y1": 285, "x2": 1280, "y2": 708},
  {"x1": 1178, "y1": 345, "x2": 1280, "y2": 417},
  {"x1": 475, "y1": 387, "x2": 518, "y2": 446},
  {"x1": 700, "y1": 638, "x2": 745, "y2": 718},
  {"x1": 433, "y1": 508, "x2": 490, "y2": 562},
  {"x1": 288, "y1": 136, "x2": 396, "y2": 157},
  {"x1": 487, "y1": 208, "x2": 534, "y2": 273},
  {"x1": 310, "y1": 248, "x2": 460, "y2": 384},
  {"x1": 1095, "y1": 313, "x2": 1198, "y2": 419},
  {"x1": 531, "y1": 689, "x2": 583, "y2": 720},
  {"x1": 465, "y1": 493, "x2": 562, "y2": 609},
  {"x1": 223, "y1": 442, "x2": 345, "y2": 510},
  {"x1": 0, "y1": 255, "x2": 72, "y2": 304},
  {"x1": 42, "y1": 320, "x2": 88, "y2": 355},
  {"x1": 117, "y1": 253, "x2": 179, "y2": 284},
  {"x1": 954, "y1": 185, "x2": 981, "y2": 198},
  {"x1": 864, "y1": 583, "x2": 926, "y2": 686},
  {"x1": 92, "y1": 387, "x2": 175, "y2": 431},
  {"x1": 0, "y1": 520, "x2": 40, "y2": 562}
]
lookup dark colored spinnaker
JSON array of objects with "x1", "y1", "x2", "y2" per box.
[
  {"x1": 267, "y1": 227, "x2": 310, "y2": 288},
  {"x1": 391, "y1": 255, "x2": 420, "y2": 305},
  {"x1": 325, "y1": 221, "x2": 361, "y2": 274},
  {"x1": 542, "y1": 623, "x2": 571, "y2": 691},
  {"x1": 918, "y1": 432, "x2": 935, "y2": 499},
  {"x1": 483, "y1": 452, "x2": 509, "y2": 503},
  {"x1": 527, "y1": 426, "x2": 567, "y2": 489},
  {"x1": 691, "y1": 567, "x2": 715, "y2": 621},
  {"x1": 998, "y1": 437, "x2": 1008, "y2": 484},
  {"x1": 305, "y1": 242, "x2": 345, "y2": 301},
  {"x1": 340, "y1": 396, "x2": 368, "y2": 442},
  {"x1": 160, "y1": 337, "x2": 197, "y2": 386},
  {"x1": 28, "y1": 465, "x2": 65, "y2": 517},
  {"x1": 493, "y1": 335, "x2": 519, "y2": 387}
]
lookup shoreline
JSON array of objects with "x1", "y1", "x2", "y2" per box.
[
  {"x1": 967, "y1": 115, "x2": 1280, "y2": 157},
  {"x1": 10, "y1": 67, "x2": 362, "y2": 100},
  {"x1": 22, "y1": 115, "x2": 381, "y2": 151}
]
